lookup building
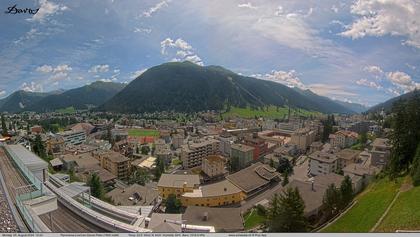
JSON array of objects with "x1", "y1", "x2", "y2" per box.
[
  {"x1": 308, "y1": 151, "x2": 339, "y2": 176},
  {"x1": 4, "y1": 144, "x2": 49, "y2": 182},
  {"x1": 181, "y1": 137, "x2": 220, "y2": 169},
  {"x1": 290, "y1": 128, "x2": 316, "y2": 151},
  {"x1": 201, "y1": 155, "x2": 226, "y2": 179},
  {"x1": 218, "y1": 132, "x2": 236, "y2": 157},
  {"x1": 230, "y1": 144, "x2": 254, "y2": 170},
  {"x1": 59, "y1": 130, "x2": 86, "y2": 145},
  {"x1": 30, "y1": 125, "x2": 43, "y2": 134},
  {"x1": 309, "y1": 141, "x2": 323, "y2": 154},
  {"x1": 336, "y1": 149, "x2": 361, "y2": 169},
  {"x1": 343, "y1": 163, "x2": 379, "y2": 192},
  {"x1": 370, "y1": 138, "x2": 391, "y2": 167},
  {"x1": 157, "y1": 174, "x2": 200, "y2": 199},
  {"x1": 70, "y1": 123, "x2": 95, "y2": 135},
  {"x1": 93, "y1": 150, "x2": 130, "y2": 180},
  {"x1": 46, "y1": 136, "x2": 65, "y2": 155},
  {"x1": 243, "y1": 133, "x2": 268, "y2": 160},
  {"x1": 183, "y1": 206, "x2": 244, "y2": 232},
  {"x1": 105, "y1": 184, "x2": 159, "y2": 206},
  {"x1": 226, "y1": 162, "x2": 280, "y2": 197},
  {"x1": 181, "y1": 180, "x2": 245, "y2": 207},
  {"x1": 172, "y1": 133, "x2": 184, "y2": 149},
  {"x1": 329, "y1": 130, "x2": 358, "y2": 149}
]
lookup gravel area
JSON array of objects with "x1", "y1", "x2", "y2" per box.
[{"x1": 0, "y1": 189, "x2": 18, "y2": 232}]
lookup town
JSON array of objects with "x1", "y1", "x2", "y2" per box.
[{"x1": 0, "y1": 109, "x2": 394, "y2": 232}]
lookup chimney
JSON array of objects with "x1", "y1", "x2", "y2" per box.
[
  {"x1": 203, "y1": 212, "x2": 208, "y2": 221},
  {"x1": 311, "y1": 180, "x2": 315, "y2": 191}
]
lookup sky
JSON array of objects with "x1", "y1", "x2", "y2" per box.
[{"x1": 1, "y1": 0, "x2": 420, "y2": 107}]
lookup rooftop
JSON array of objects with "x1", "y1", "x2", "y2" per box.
[
  {"x1": 226, "y1": 162, "x2": 279, "y2": 193},
  {"x1": 372, "y1": 138, "x2": 391, "y2": 149},
  {"x1": 157, "y1": 174, "x2": 200, "y2": 188},
  {"x1": 183, "y1": 206, "x2": 244, "y2": 232},
  {"x1": 106, "y1": 184, "x2": 159, "y2": 206},
  {"x1": 231, "y1": 143, "x2": 254, "y2": 153},
  {"x1": 336, "y1": 149, "x2": 361, "y2": 161},
  {"x1": 182, "y1": 180, "x2": 242, "y2": 198},
  {"x1": 308, "y1": 151, "x2": 338, "y2": 163}
]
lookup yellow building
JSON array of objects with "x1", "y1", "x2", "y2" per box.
[
  {"x1": 157, "y1": 174, "x2": 200, "y2": 199},
  {"x1": 181, "y1": 180, "x2": 245, "y2": 207}
]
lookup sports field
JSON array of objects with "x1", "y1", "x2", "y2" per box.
[{"x1": 128, "y1": 129, "x2": 160, "y2": 137}]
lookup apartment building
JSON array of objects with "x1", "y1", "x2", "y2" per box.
[
  {"x1": 290, "y1": 128, "x2": 316, "y2": 151},
  {"x1": 308, "y1": 151, "x2": 339, "y2": 176},
  {"x1": 244, "y1": 133, "x2": 268, "y2": 160},
  {"x1": 329, "y1": 130, "x2": 358, "y2": 149},
  {"x1": 172, "y1": 133, "x2": 184, "y2": 149},
  {"x1": 370, "y1": 138, "x2": 391, "y2": 167},
  {"x1": 218, "y1": 131, "x2": 236, "y2": 157},
  {"x1": 230, "y1": 144, "x2": 254, "y2": 170},
  {"x1": 93, "y1": 150, "x2": 130, "y2": 180},
  {"x1": 201, "y1": 155, "x2": 226, "y2": 179},
  {"x1": 58, "y1": 130, "x2": 86, "y2": 145},
  {"x1": 181, "y1": 137, "x2": 220, "y2": 169}
]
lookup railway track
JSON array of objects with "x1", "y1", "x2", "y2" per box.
[
  {"x1": 0, "y1": 148, "x2": 106, "y2": 233},
  {"x1": 39, "y1": 202, "x2": 107, "y2": 233}
]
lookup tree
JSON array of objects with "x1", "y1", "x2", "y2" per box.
[
  {"x1": 411, "y1": 143, "x2": 420, "y2": 186},
  {"x1": 388, "y1": 94, "x2": 420, "y2": 176},
  {"x1": 267, "y1": 187, "x2": 307, "y2": 232},
  {"x1": 165, "y1": 194, "x2": 182, "y2": 213},
  {"x1": 282, "y1": 171, "x2": 289, "y2": 186},
  {"x1": 322, "y1": 184, "x2": 341, "y2": 219},
  {"x1": 153, "y1": 157, "x2": 165, "y2": 180},
  {"x1": 1, "y1": 114, "x2": 7, "y2": 136},
  {"x1": 87, "y1": 173, "x2": 104, "y2": 199},
  {"x1": 359, "y1": 132, "x2": 368, "y2": 145},
  {"x1": 339, "y1": 175, "x2": 354, "y2": 209},
  {"x1": 277, "y1": 157, "x2": 293, "y2": 174},
  {"x1": 32, "y1": 134, "x2": 47, "y2": 160},
  {"x1": 141, "y1": 146, "x2": 150, "y2": 155},
  {"x1": 129, "y1": 169, "x2": 150, "y2": 185}
]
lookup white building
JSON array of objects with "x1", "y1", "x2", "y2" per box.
[
  {"x1": 59, "y1": 130, "x2": 86, "y2": 145},
  {"x1": 308, "y1": 151, "x2": 339, "y2": 176},
  {"x1": 181, "y1": 137, "x2": 220, "y2": 168}
]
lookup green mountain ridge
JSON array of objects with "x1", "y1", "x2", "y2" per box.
[
  {"x1": 0, "y1": 81, "x2": 125, "y2": 113},
  {"x1": 100, "y1": 61, "x2": 356, "y2": 114}
]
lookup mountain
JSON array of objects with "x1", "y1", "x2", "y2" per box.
[
  {"x1": 334, "y1": 100, "x2": 369, "y2": 114},
  {"x1": 292, "y1": 88, "x2": 359, "y2": 114},
  {"x1": 28, "y1": 81, "x2": 125, "y2": 112},
  {"x1": 368, "y1": 89, "x2": 420, "y2": 113},
  {"x1": 100, "y1": 61, "x2": 355, "y2": 114},
  {"x1": 0, "y1": 91, "x2": 51, "y2": 113}
]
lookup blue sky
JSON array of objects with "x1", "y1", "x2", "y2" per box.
[{"x1": 1, "y1": 0, "x2": 419, "y2": 106}]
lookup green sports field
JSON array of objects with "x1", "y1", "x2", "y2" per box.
[{"x1": 128, "y1": 129, "x2": 160, "y2": 137}]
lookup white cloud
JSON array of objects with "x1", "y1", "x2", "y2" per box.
[
  {"x1": 30, "y1": 0, "x2": 68, "y2": 23},
  {"x1": 142, "y1": 0, "x2": 171, "y2": 17},
  {"x1": 356, "y1": 78, "x2": 382, "y2": 90},
  {"x1": 386, "y1": 71, "x2": 420, "y2": 93},
  {"x1": 363, "y1": 65, "x2": 383, "y2": 75},
  {"x1": 20, "y1": 82, "x2": 43, "y2": 92},
  {"x1": 160, "y1": 38, "x2": 203, "y2": 65},
  {"x1": 253, "y1": 70, "x2": 306, "y2": 89},
  {"x1": 341, "y1": 0, "x2": 420, "y2": 48},
  {"x1": 238, "y1": 3, "x2": 258, "y2": 10},
  {"x1": 130, "y1": 69, "x2": 147, "y2": 80},
  {"x1": 53, "y1": 64, "x2": 72, "y2": 73},
  {"x1": 89, "y1": 64, "x2": 109, "y2": 73},
  {"x1": 49, "y1": 71, "x2": 68, "y2": 81},
  {"x1": 36, "y1": 65, "x2": 53, "y2": 73},
  {"x1": 0, "y1": 90, "x2": 6, "y2": 97},
  {"x1": 134, "y1": 27, "x2": 152, "y2": 34},
  {"x1": 308, "y1": 84, "x2": 358, "y2": 97}
]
